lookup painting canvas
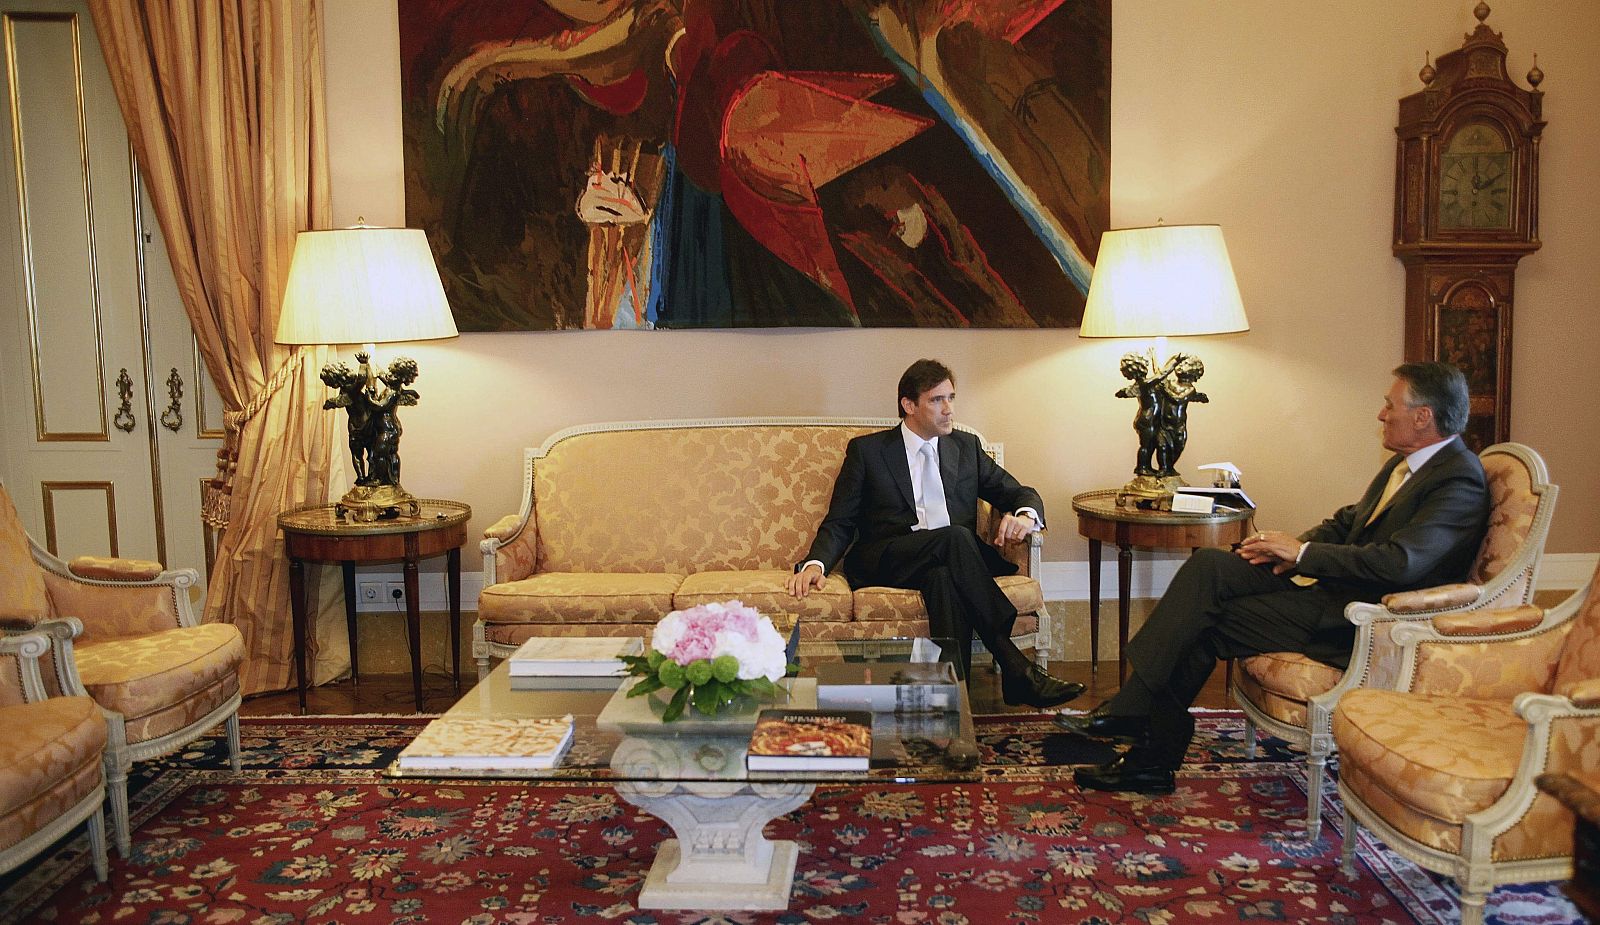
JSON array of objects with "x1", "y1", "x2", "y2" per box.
[{"x1": 399, "y1": 0, "x2": 1110, "y2": 331}]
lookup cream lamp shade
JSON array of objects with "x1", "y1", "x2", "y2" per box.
[
  {"x1": 1079, "y1": 224, "x2": 1248, "y2": 338},
  {"x1": 275, "y1": 226, "x2": 458, "y2": 346}
]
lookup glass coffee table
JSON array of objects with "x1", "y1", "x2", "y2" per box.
[{"x1": 391, "y1": 641, "x2": 980, "y2": 911}]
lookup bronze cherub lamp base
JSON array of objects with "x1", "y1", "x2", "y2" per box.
[
  {"x1": 321, "y1": 351, "x2": 423, "y2": 522},
  {"x1": 1112, "y1": 348, "x2": 1209, "y2": 509}
]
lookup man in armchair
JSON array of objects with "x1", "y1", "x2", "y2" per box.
[
  {"x1": 1065, "y1": 362, "x2": 1490, "y2": 794},
  {"x1": 787, "y1": 359, "x2": 1083, "y2": 708}
]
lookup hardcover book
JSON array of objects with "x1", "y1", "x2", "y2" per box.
[
  {"x1": 746, "y1": 709, "x2": 872, "y2": 771},
  {"x1": 397, "y1": 715, "x2": 575, "y2": 771},
  {"x1": 815, "y1": 660, "x2": 961, "y2": 713},
  {"x1": 507, "y1": 636, "x2": 644, "y2": 676}
]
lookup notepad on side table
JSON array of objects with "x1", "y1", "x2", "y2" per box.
[
  {"x1": 397, "y1": 716, "x2": 575, "y2": 771},
  {"x1": 507, "y1": 636, "x2": 644, "y2": 676}
]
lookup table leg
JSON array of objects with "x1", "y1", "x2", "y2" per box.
[
  {"x1": 447, "y1": 546, "x2": 461, "y2": 692},
  {"x1": 341, "y1": 561, "x2": 359, "y2": 687},
  {"x1": 1087, "y1": 538, "x2": 1101, "y2": 676},
  {"x1": 1117, "y1": 543, "x2": 1133, "y2": 684},
  {"x1": 288, "y1": 556, "x2": 308, "y2": 714},
  {"x1": 403, "y1": 534, "x2": 423, "y2": 713}
]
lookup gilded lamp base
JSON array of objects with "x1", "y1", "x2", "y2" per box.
[{"x1": 335, "y1": 483, "x2": 421, "y2": 523}]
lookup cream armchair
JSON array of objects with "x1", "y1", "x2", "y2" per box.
[
  {"x1": 1333, "y1": 563, "x2": 1600, "y2": 925},
  {"x1": 0, "y1": 482, "x2": 243, "y2": 856},
  {"x1": 0, "y1": 625, "x2": 108, "y2": 882},
  {"x1": 1232, "y1": 442, "x2": 1555, "y2": 839}
]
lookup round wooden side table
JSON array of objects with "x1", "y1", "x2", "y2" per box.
[
  {"x1": 278, "y1": 499, "x2": 471, "y2": 713},
  {"x1": 1071, "y1": 489, "x2": 1255, "y2": 681}
]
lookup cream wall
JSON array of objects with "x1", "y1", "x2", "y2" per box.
[{"x1": 323, "y1": 0, "x2": 1600, "y2": 565}]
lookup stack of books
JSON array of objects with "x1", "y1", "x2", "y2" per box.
[
  {"x1": 508, "y1": 636, "x2": 644, "y2": 688},
  {"x1": 397, "y1": 715, "x2": 575, "y2": 771},
  {"x1": 815, "y1": 660, "x2": 960, "y2": 712},
  {"x1": 746, "y1": 708, "x2": 872, "y2": 771}
]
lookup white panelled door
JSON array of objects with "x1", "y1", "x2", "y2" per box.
[{"x1": 0, "y1": 1, "x2": 220, "y2": 590}]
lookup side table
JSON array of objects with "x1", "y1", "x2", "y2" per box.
[
  {"x1": 278, "y1": 499, "x2": 471, "y2": 713},
  {"x1": 1071, "y1": 489, "x2": 1254, "y2": 681}
]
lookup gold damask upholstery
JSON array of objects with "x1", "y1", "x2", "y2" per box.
[
  {"x1": 1333, "y1": 559, "x2": 1600, "y2": 925},
  {"x1": 1231, "y1": 443, "x2": 1555, "y2": 839},
  {"x1": 474, "y1": 419, "x2": 1049, "y2": 676},
  {"x1": 0, "y1": 481, "x2": 243, "y2": 857},
  {"x1": 0, "y1": 627, "x2": 107, "y2": 882}
]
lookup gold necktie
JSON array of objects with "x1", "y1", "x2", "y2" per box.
[{"x1": 1365, "y1": 460, "x2": 1411, "y2": 526}]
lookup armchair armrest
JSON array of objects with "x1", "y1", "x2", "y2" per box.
[
  {"x1": 1432, "y1": 604, "x2": 1542, "y2": 636},
  {"x1": 1564, "y1": 677, "x2": 1600, "y2": 710},
  {"x1": 481, "y1": 511, "x2": 538, "y2": 585},
  {"x1": 1381, "y1": 582, "x2": 1482, "y2": 613},
  {"x1": 24, "y1": 617, "x2": 91, "y2": 699},
  {"x1": 67, "y1": 555, "x2": 163, "y2": 581},
  {"x1": 0, "y1": 629, "x2": 52, "y2": 703},
  {"x1": 997, "y1": 529, "x2": 1043, "y2": 577}
]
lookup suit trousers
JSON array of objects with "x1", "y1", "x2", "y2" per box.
[
  {"x1": 1119, "y1": 547, "x2": 1342, "y2": 765},
  {"x1": 852, "y1": 526, "x2": 1017, "y2": 679}
]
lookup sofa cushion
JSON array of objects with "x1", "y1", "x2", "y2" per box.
[
  {"x1": 478, "y1": 572, "x2": 683, "y2": 625},
  {"x1": 532, "y1": 425, "x2": 875, "y2": 574},
  {"x1": 1235, "y1": 651, "x2": 1344, "y2": 727},
  {"x1": 1333, "y1": 689, "x2": 1520, "y2": 825},
  {"x1": 852, "y1": 575, "x2": 1043, "y2": 622},
  {"x1": 75, "y1": 623, "x2": 244, "y2": 743},
  {"x1": 0, "y1": 695, "x2": 105, "y2": 851},
  {"x1": 674, "y1": 570, "x2": 853, "y2": 622}
]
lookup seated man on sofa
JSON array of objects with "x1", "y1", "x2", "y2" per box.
[
  {"x1": 786, "y1": 358, "x2": 1084, "y2": 708},
  {"x1": 1064, "y1": 361, "x2": 1491, "y2": 795}
]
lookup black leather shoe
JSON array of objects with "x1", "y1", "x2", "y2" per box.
[
  {"x1": 1000, "y1": 666, "x2": 1086, "y2": 709},
  {"x1": 1054, "y1": 705, "x2": 1151, "y2": 744},
  {"x1": 1074, "y1": 752, "x2": 1176, "y2": 795}
]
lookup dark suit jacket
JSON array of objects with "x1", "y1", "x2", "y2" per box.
[
  {"x1": 1297, "y1": 436, "x2": 1489, "y2": 594},
  {"x1": 801, "y1": 426, "x2": 1045, "y2": 584}
]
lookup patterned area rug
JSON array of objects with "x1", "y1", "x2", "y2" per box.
[{"x1": 2, "y1": 712, "x2": 1578, "y2": 925}]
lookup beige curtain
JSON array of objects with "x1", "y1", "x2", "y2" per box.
[{"x1": 88, "y1": 0, "x2": 334, "y2": 694}]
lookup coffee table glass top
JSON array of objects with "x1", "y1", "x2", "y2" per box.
[{"x1": 389, "y1": 639, "x2": 980, "y2": 784}]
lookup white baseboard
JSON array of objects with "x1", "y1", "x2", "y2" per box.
[
  {"x1": 1040, "y1": 551, "x2": 1598, "y2": 601},
  {"x1": 352, "y1": 569, "x2": 486, "y2": 613}
]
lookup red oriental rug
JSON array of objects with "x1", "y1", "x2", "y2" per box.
[{"x1": 1, "y1": 713, "x2": 1578, "y2": 925}]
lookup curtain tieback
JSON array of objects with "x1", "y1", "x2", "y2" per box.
[{"x1": 203, "y1": 351, "x2": 307, "y2": 529}]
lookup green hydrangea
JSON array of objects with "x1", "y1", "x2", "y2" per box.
[
  {"x1": 711, "y1": 655, "x2": 740, "y2": 683},
  {"x1": 685, "y1": 659, "x2": 714, "y2": 686},
  {"x1": 657, "y1": 660, "x2": 686, "y2": 689}
]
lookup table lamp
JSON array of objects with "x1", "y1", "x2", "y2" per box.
[
  {"x1": 275, "y1": 224, "x2": 458, "y2": 522},
  {"x1": 1079, "y1": 223, "x2": 1248, "y2": 507}
]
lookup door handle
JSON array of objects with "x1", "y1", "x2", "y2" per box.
[
  {"x1": 160, "y1": 367, "x2": 183, "y2": 432},
  {"x1": 113, "y1": 368, "x2": 136, "y2": 432}
]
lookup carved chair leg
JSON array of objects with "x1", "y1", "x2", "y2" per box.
[
  {"x1": 1305, "y1": 755, "x2": 1326, "y2": 841},
  {"x1": 476, "y1": 657, "x2": 492, "y2": 681},
  {"x1": 1243, "y1": 718, "x2": 1257, "y2": 759},
  {"x1": 105, "y1": 758, "x2": 132, "y2": 857},
  {"x1": 87, "y1": 805, "x2": 109, "y2": 882},
  {"x1": 226, "y1": 713, "x2": 242, "y2": 772},
  {"x1": 1340, "y1": 814, "x2": 1359, "y2": 876}
]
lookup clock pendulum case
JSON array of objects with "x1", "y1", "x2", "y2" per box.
[{"x1": 1393, "y1": 2, "x2": 1543, "y2": 450}]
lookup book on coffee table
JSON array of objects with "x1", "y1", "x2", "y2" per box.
[
  {"x1": 397, "y1": 715, "x2": 575, "y2": 771},
  {"x1": 815, "y1": 660, "x2": 960, "y2": 712},
  {"x1": 746, "y1": 708, "x2": 872, "y2": 771},
  {"x1": 507, "y1": 635, "x2": 644, "y2": 676}
]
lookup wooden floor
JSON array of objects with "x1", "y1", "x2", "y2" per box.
[{"x1": 240, "y1": 659, "x2": 1237, "y2": 717}]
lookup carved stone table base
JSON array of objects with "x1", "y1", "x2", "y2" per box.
[{"x1": 609, "y1": 732, "x2": 815, "y2": 910}]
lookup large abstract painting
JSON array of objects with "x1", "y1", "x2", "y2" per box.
[{"x1": 400, "y1": 1, "x2": 1110, "y2": 331}]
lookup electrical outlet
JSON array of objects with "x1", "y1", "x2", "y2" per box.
[
  {"x1": 385, "y1": 581, "x2": 406, "y2": 604},
  {"x1": 357, "y1": 581, "x2": 382, "y2": 602}
]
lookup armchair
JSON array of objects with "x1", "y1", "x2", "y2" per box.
[
  {"x1": 0, "y1": 482, "x2": 244, "y2": 856},
  {"x1": 0, "y1": 625, "x2": 108, "y2": 882},
  {"x1": 1333, "y1": 562, "x2": 1600, "y2": 925},
  {"x1": 1231, "y1": 442, "x2": 1555, "y2": 839}
]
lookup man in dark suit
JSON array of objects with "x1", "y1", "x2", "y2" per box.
[
  {"x1": 1066, "y1": 362, "x2": 1491, "y2": 794},
  {"x1": 787, "y1": 359, "x2": 1084, "y2": 708}
]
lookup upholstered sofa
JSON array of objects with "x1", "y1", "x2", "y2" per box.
[{"x1": 474, "y1": 418, "x2": 1049, "y2": 677}]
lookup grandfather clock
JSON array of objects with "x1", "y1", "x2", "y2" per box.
[{"x1": 1394, "y1": 2, "x2": 1543, "y2": 450}]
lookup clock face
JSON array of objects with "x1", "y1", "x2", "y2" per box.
[{"x1": 1438, "y1": 123, "x2": 1512, "y2": 230}]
